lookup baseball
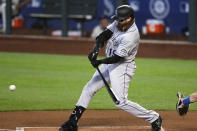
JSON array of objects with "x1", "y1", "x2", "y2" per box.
[{"x1": 9, "y1": 85, "x2": 16, "y2": 91}]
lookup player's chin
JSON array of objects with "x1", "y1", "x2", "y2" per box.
[{"x1": 117, "y1": 22, "x2": 129, "y2": 28}]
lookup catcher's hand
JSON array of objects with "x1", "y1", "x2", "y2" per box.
[{"x1": 176, "y1": 92, "x2": 189, "y2": 116}]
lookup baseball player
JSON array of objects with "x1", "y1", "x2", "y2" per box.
[
  {"x1": 59, "y1": 5, "x2": 163, "y2": 131},
  {"x1": 176, "y1": 92, "x2": 197, "y2": 116}
]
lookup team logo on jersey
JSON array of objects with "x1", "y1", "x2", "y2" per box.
[
  {"x1": 149, "y1": 0, "x2": 170, "y2": 19},
  {"x1": 112, "y1": 39, "x2": 118, "y2": 46},
  {"x1": 120, "y1": 49, "x2": 127, "y2": 56}
]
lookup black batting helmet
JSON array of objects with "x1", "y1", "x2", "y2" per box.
[{"x1": 111, "y1": 5, "x2": 134, "y2": 21}]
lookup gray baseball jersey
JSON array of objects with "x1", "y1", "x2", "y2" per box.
[
  {"x1": 76, "y1": 21, "x2": 159, "y2": 123},
  {"x1": 106, "y1": 21, "x2": 139, "y2": 62}
]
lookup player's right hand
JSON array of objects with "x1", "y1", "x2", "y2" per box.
[{"x1": 90, "y1": 59, "x2": 101, "y2": 68}]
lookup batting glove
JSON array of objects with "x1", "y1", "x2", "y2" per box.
[
  {"x1": 88, "y1": 51, "x2": 98, "y2": 61},
  {"x1": 91, "y1": 59, "x2": 102, "y2": 68}
]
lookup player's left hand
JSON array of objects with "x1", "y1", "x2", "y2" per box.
[
  {"x1": 88, "y1": 51, "x2": 98, "y2": 61},
  {"x1": 91, "y1": 59, "x2": 101, "y2": 68}
]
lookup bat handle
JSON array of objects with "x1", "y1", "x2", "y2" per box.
[{"x1": 96, "y1": 67, "x2": 120, "y2": 105}]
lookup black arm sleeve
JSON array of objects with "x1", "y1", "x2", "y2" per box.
[
  {"x1": 93, "y1": 29, "x2": 113, "y2": 52},
  {"x1": 99, "y1": 54, "x2": 124, "y2": 64}
]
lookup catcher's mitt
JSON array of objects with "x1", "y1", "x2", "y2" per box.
[{"x1": 176, "y1": 92, "x2": 189, "y2": 116}]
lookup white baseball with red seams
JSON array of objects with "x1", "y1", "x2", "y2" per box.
[{"x1": 76, "y1": 21, "x2": 160, "y2": 124}]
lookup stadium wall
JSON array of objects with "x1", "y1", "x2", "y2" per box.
[{"x1": 0, "y1": 35, "x2": 197, "y2": 60}]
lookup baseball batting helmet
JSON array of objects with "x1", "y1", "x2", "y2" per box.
[{"x1": 111, "y1": 5, "x2": 134, "y2": 21}]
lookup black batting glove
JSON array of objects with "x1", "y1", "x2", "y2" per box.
[
  {"x1": 91, "y1": 59, "x2": 102, "y2": 68},
  {"x1": 88, "y1": 51, "x2": 98, "y2": 61}
]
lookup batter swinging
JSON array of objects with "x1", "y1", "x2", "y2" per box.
[{"x1": 59, "y1": 5, "x2": 164, "y2": 131}]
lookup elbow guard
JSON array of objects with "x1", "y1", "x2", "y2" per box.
[{"x1": 93, "y1": 29, "x2": 113, "y2": 52}]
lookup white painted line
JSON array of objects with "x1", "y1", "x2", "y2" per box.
[
  {"x1": 16, "y1": 127, "x2": 24, "y2": 131},
  {"x1": 16, "y1": 126, "x2": 151, "y2": 130}
]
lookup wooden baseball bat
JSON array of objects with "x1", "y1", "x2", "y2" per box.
[{"x1": 96, "y1": 67, "x2": 120, "y2": 105}]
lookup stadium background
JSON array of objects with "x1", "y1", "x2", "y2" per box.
[{"x1": 0, "y1": 0, "x2": 189, "y2": 34}]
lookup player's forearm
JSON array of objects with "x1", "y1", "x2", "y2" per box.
[
  {"x1": 98, "y1": 54, "x2": 123, "y2": 64},
  {"x1": 93, "y1": 29, "x2": 113, "y2": 52},
  {"x1": 190, "y1": 92, "x2": 197, "y2": 102}
]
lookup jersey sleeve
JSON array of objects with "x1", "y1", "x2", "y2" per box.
[
  {"x1": 107, "y1": 21, "x2": 117, "y2": 32},
  {"x1": 115, "y1": 33, "x2": 139, "y2": 57}
]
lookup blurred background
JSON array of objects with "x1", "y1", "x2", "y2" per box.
[{"x1": 0, "y1": 0, "x2": 196, "y2": 42}]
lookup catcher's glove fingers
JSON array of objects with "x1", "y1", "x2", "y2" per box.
[{"x1": 176, "y1": 92, "x2": 189, "y2": 116}]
